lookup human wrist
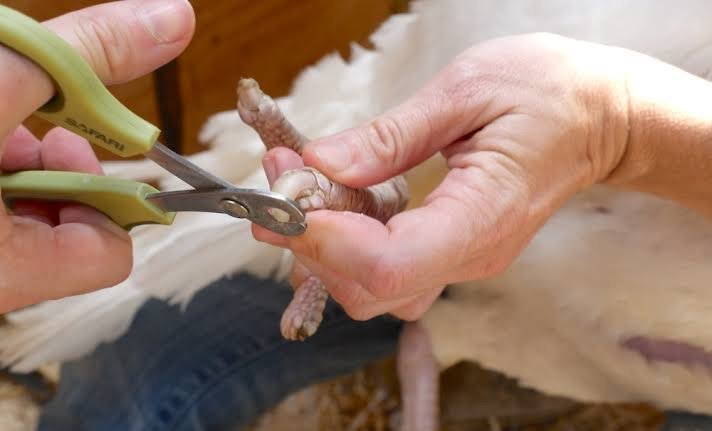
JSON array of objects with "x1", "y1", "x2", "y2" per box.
[{"x1": 602, "y1": 48, "x2": 712, "y2": 214}]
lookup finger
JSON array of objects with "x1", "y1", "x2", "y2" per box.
[
  {"x1": 254, "y1": 209, "x2": 438, "y2": 304},
  {"x1": 58, "y1": 205, "x2": 127, "y2": 238},
  {"x1": 295, "y1": 253, "x2": 428, "y2": 321},
  {"x1": 1, "y1": 128, "x2": 131, "y2": 308},
  {"x1": 1, "y1": 127, "x2": 48, "y2": 222},
  {"x1": 40, "y1": 127, "x2": 103, "y2": 174},
  {"x1": 2, "y1": 126, "x2": 102, "y2": 174},
  {"x1": 262, "y1": 147, "x2": 304, "y2": 186},
  {"x1": 255, "y1": 154, "x2": 529, "y2": 299},
  {"x1": 292, "y1": 253, "x2": 374, "y2": 316},
  {"x1": 0, "y1": 126, "x2": 43, "y2": 171},
  {"x1": 8, "y1": 201, "x2": 59, "y2": 226},
  {"x1": 0, "y1": 129, "x2": 131, "y2": 312},
  {"x1": 1, "y1": 214, "x2": 132, "y2": 312},
  {"x1": 3, "y1": 127, "x2": 104, "y2": 224},
  {"x1": 301, "y1": 55, "x2": 508, "y2": 188},
  {"x1": 46, "y1": 0, "x2": 195, "y2": 85},
  {"x1": 43, "y1": 128, "x2": 108, "y2": 226},
  {"x1": 0, "y1": 0, "x2": 195, "y2": 140},
  {"x1": 255, "y1": 211, "x2": 439, "y2": 302}
]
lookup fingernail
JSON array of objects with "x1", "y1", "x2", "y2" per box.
[
  {"x1": 311, "y1": 137, "x2": 353, "y2": 174},
  {"x1": 138, "y1": 0, "x2": 194, "y2": 44}
]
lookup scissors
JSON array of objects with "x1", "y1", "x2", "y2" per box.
[{"x1": 0, "y1": 5, "x2": 306, "y2": 236}]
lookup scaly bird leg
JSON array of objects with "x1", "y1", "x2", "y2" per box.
[
  {"x1": 237, "y1": 78, "x2": 308, "y2": 153},
  {"x1": 271, "y1": 168, "x2": 408, "y2": 223},
  {"x1": 236, "y1": 78, "x2": 409, "y2": 340},
  {"x1": 397, "y1": 321, "x2": 440, "y2": 431},
  {"x1": 281, "y1": 259, "x2": 328, "y2": 340},
  {"x1": 237, "y1": 78, "x2": 327, "y2": 340},
  {"x1": 271, "y1": 168, "x2": 407, "y2": 340},
  {"x1": 237, "y1": 78, "x2": 439, "y2": 431}
]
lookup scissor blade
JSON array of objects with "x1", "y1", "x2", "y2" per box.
[
  {"x1": 145, "y1": 142, "x2": 234, "y2": 190},
  {"x1": 146, "y1": 188, "x2": 307, "y2": 236}
]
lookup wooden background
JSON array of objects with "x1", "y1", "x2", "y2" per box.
[{"x1": 7, "y1": 0, "x2": 408, "y2": 158}]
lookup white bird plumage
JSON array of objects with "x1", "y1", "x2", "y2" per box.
[{"x1": 2, "y1": 0, "x2": 712, "y2": 417}]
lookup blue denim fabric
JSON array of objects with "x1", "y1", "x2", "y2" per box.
[
  {"x1": 38, "y1": 273, "x2": 402, "y2": 431},
  {"x1": 36, "y1": 273, "x2": 712, "y2": 431},
  {"x1": 663, "y1": 412, "x2": 712, "y2": 431}
]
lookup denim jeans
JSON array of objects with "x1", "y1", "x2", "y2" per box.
[
  {"x1": 38, "y1": 273, "x2": 402, "y2": 431},
  {"x1": 37, "y1": 273, "x2": 712, "y2": 430}
]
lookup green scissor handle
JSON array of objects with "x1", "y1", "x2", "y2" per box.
[
  {"x1": 0, "y1": 4, "x2": 160, "y2": 156},
  {"x1": 0, "y1": 171, "x2": 175, "y2": 229},
  {"x1": 0, "y1": 5, "x2": 175, "y2": 229}
]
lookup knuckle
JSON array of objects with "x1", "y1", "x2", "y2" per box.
[
  {"x1": 362, "y1": 115, "x2": 406, "y2": 168},
  {"x1": 74, "y1": 13, "x2": 133, "y2": 81},
  {"x1": 367, "y1": 256, "x2": 412, "y2": 300},
  {"x1": 299, "y1": 237, "x2": 323, "y2": 265},
  {"x1": 343, "y1": 305, "x2": 373, "y2": 321},
  {"x1": 445, "y1": 53, "x2": 479, "y2": 84},
  {"x1": 448, "y1": 63, "x2": 492, "y2": 101},
  {"x1": 394, "y1": 307, "x2": 422, "y2": 321},
  {"x1": 400, "y1": 308, "x2": 425, "y2": 322},
  {"x1": 328, "y1": 282, "x2": 361, "y2": 311},
  {"x1": 394, "y1": 289, "x2": 441, "y2": 322}
]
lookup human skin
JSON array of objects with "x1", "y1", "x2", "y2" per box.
[
  {"x1": 0, "y1": 0, "x2": 195, "y2": 312},
  {"x1": 253, "y1": 33, "x2": 712, "y2": 322},
  {"x1": 236, "y1": 78, "x2": 409, "y2": 340}
]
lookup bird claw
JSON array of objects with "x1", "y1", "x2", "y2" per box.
[
  {"x1": 236, "y1": 77, "x2": 408, "y2": 343},
  {"x1": 280, "y1": 275, "x2": 328, "y2": 341}
]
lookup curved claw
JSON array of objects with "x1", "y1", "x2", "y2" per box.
[{"x1": 280, "y1": 274, "x2": 328, "y2": 340}]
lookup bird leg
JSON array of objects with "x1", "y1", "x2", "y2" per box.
[
  {"x1": 281, "y1": 259, "x2": 328, "y2": 341},
  {"x1": 236, "y1": 78, "x2": 409, "y2": 340},
  {"x1": 397, "y1": 321, "x2": 440, "y2": 431},
  {"x1": 271, "y1": 168, "x2": 408, "y2": 223},
  {"x1": 237, "y1": 78, "x2": 440, "y2": 431},
  {"x1": 237, "y1": 79, "x2": 308, "y2": 153}
]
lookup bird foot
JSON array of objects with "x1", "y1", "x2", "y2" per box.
[
  {"x1": 280, "y1": 274, "x2": 328, "y2": 341},
  {"x1": 236, "y1": 78, "x2": 307, "y2": 152}
]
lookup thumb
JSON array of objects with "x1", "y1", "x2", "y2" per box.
[
  {"x1": 45, "y1": 0, "x2": 195, "y2": 85},
  {"x1": 302, "y1": 95, "x2": 449, "y2": 188},
  {"x1": 301, "y1": 62, "x2": 504, "y2": 188},
  {"x1": 0, "y1": 0, "x2": 195, "y2": 140}
]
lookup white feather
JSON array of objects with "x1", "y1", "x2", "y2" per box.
[{"x1": 1, "y1": 2, "x2": 712, "y2": 416}]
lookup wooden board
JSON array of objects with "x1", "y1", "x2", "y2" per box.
[
  {"x1": 176, "y1": 0, "x2": 397, "y2": 154},
  {"x1": 4, "y1": 0, "x2": 401, "y2": 157}
]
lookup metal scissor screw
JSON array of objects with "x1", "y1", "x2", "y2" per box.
[{"x1": 219, "y1": 199, "x2": 249, "y2": 218}]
